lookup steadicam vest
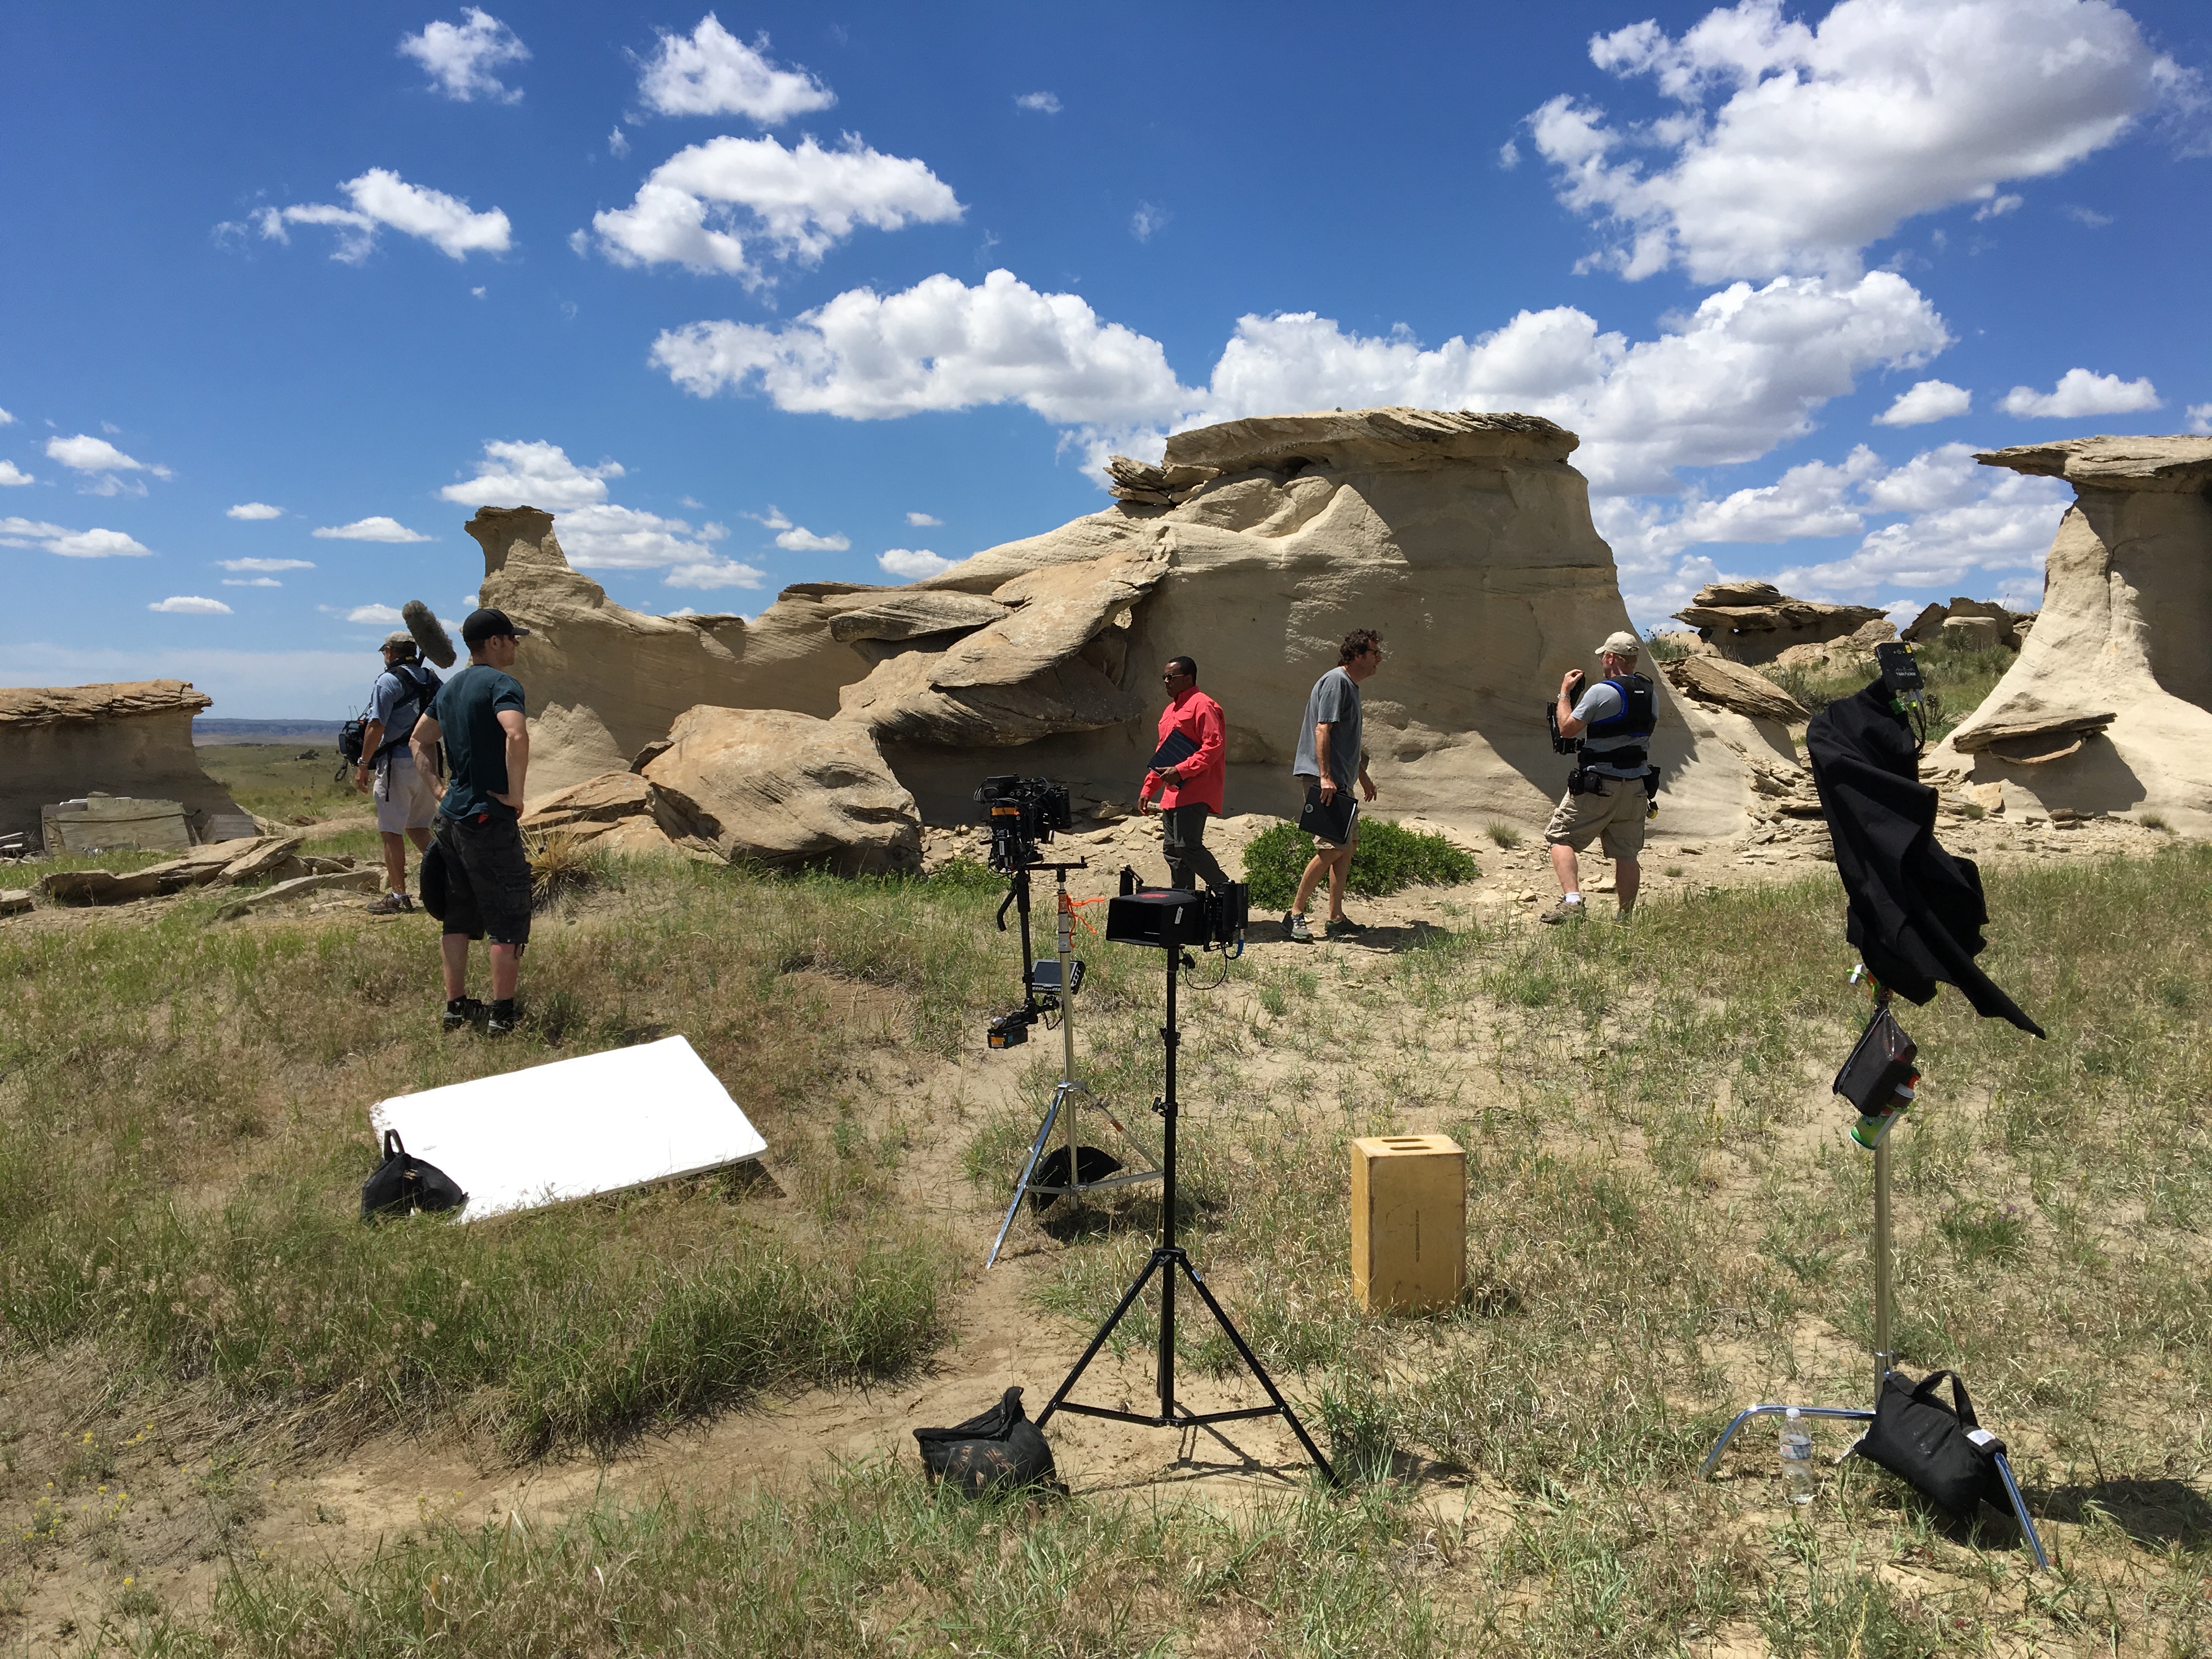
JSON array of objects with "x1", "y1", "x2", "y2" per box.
[{"x1": 1581, "y1": 674, "x2": 1656, "y2": 770}]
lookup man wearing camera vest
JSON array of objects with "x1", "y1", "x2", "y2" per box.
[
  {"x1": 1542, "y1": 630, "x2": 1656, "y2": 925},
  {"x1": 353, "y1": 631, "x2": 443, "y2": 915}
]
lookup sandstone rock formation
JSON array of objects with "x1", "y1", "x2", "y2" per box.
[
  {"x1": 1900, "y1": 597, "x2": 2034, "y2": 651},
  {"x1": 1662, "y1": 655, "x2": 1809, "y2": 726},
  {"x1": 640, "y1": 707, "x2": 921, "y2": 875},
  {"x1": 468, "y1": 408, "x2": 1810, "y2": 855},
  {"x1": 1673, "y1": 582, "x2": 1887, "y2": 664},
  {"x1": 1928, "y1": 436, "x2": 2212, "y2": 831},
  {"x1": 0, "y1": 682, "x2": 254, "y2": 847}
]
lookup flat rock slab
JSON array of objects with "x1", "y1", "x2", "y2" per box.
[
  {"x1": 37, "y1": 868, "x2": 164, "y2": 905},
  {"x1": 0, "y1": 889, "x2": 31, "y2": 917},
  {"x1": 212, "y1": 868, "x2": 380, "y2": 920}
]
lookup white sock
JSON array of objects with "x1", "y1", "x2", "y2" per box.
[{"x1": 1563, "y1": 892, "x2": 1584, "y2": 905}]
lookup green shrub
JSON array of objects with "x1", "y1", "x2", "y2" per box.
[{"x1": 1240, "y1": 818, "x2": 1479, "y2": 910}]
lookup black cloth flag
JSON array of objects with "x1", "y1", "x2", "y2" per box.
[{"x1": 1804, "y1": 682, "x2": 2044, "y2": 1036}]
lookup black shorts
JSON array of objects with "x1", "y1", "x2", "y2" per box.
[{"x1": 436, "y1": 811, "x2": 534, "y2": 946}]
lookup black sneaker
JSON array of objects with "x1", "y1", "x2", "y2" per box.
[
  {"x1": 486, "y1": 998, "x2": 520, "y2": 1036},
  {"x1": 1284, "y1": 912, "x2": 1314, "y2": 944},
  {"x1": 442, "y1": 996, "x2": 487, "y2": 1032}
]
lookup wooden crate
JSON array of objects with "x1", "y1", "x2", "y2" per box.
[{"x1": 1350, "y1": 1134, "x2": 1465, "y2": 1314}]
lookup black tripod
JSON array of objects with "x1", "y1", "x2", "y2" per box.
[{"x1": 1034, "y1": 941, "x2": 1336, "y2": 1484}]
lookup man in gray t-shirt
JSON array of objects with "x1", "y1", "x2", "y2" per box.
[{"x1": 1284, "y1": 628, "x2": 1382, "y2": 943}]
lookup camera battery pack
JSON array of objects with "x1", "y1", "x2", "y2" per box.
[{"x1": 1833, "y1": 1006, "x2": 1917, "y2": 1114}]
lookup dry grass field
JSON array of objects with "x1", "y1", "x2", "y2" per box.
[{"x1": 1, "y1": 744, "x2": 2207, "y2": 1655}]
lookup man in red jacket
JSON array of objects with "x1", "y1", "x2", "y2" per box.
[{"x1": 1137, "y1": 656, "x2": 1230, "y2": 890}]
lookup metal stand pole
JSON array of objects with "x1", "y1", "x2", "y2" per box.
[
  {"x1": 1036, "y1": 946, "x2": 1335, "y2": 1485},
  {"x1": 1700, "y1": 1023, "x2": 2047, "y2": 1571},
  {"x1": 986, "y1": 866, "x2": 1161, "y2": 1269}
]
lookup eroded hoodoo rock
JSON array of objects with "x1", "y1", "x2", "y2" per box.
[
  {"x1": 1929, "y1": 436, "x2": 2212, "y2": 831},
  {"x1": 0, "y1": 681, "x2": 253, "y2": 847},
  {"x1": 478, "y1": 408, "x2": 1812, "y2": 861}
]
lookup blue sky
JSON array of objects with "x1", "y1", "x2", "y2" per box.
[{"x1": 4, "y1": 0, "x2": 2206, "y2": 716}]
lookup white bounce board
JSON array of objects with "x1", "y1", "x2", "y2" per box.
[{"x1": 370, "y1": 1035, "x2": 766, "y2": 1221}]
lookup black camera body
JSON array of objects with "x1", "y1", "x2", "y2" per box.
[
  {"x1": 974, "y1": 775, "x2": 1074, "y2": 872},
  {"x1": 1104, "y1": 867, "x2": 1248, "y2": 952},
  {"x1": 1548, "y1": 670, "x2": 1585, "y2": 755}
]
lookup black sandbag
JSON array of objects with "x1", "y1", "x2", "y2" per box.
[
  {"x1": 360, "y1": 1129, "x2": 469, "y2": 1221},
  {"x1": 914, "y1": 1386, "x2": 1060, "y2": 1496}
]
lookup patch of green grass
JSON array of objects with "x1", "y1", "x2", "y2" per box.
[
  {"x1": 1486, "y1": 822, "x2": 1523, "y2": 850},
  {"x1": 143, "y1": 1466, "x2": 1466, "y2": 1658},
  {"x1": 0, "y1": 857, "x2": 1011, "y2": 1454},
  {"x1": 1765, "y1": 635, "x2": 2018, "y2": 742},
  {"x1": 1242, "y1": 817, "x2": 1480, "y2": 911},
  {"x1": 196, "y1": 742, "x2": 371, "y2": 827}
]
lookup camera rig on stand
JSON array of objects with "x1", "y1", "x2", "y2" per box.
[{"x1": 976, "y1": 777, "x2": 1163, "y2": 1268}]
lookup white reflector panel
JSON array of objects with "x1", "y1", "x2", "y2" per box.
[{"x1": 370, "y1": 1034, "x2": 766, "y2": 1220}]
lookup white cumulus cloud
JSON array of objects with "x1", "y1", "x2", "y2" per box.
[
  {"x1": 223, "y1": 577, "x2": 281, "y2": 588},
  {"x1": 905, "y1": 510, "x2": 941, "y2": 527},
  {"x1": 0, "y1": 461, "x2": 31, "y2": 487},
  {"x1": 345, "y1": 603, "x2": 404, "y2": 624},
  {"x1": 1014, "y1": 92, "x2": 1062, "y2": 114},
  {"x1": 258, "y1": 169, "x2": 511, "y2": 263},
  {"x1": 653, "y1": 268, "x2": 1191, "y2": 428},
  {"x1": 1530, "y1": 0, "x2": 2175, "y2": 281},
  {"x1": 634, "y1": 17, "x2": 834, "y2": 122},
  {"x1": 1875, "y1": 379, "x2": 1972, "y2": 427},
  {"x1": 47, "y1": 433, "x2": 170, "y2": 494},
  {"x1": 226, "y1": 501, "x2": 283, "y2": 520},
  {"x1": 150, "y1": 595, "x2": 232, "y2": 615},
  {"x1": 400, "y1": 7, "x2": 528, "y2": 103},
  {"x1": 587, "y1": 134, "x2": 961, "y2": 284},
  {"x1": 0, "y1": 517, "x2": 153, "y2": 558},
  {"x1": 314, "y1": 516, "x2": 432, "y2": 543},
  {"x1": 1998, "y1": 367, "x2": 2160, "y2": 418},
  {"x1": 0, "y1": 407, "x2": 13, "y2": 424},
  {"x1": 878, "y1": 548, "x2": 953, "y2": 580},
  {"x1": 663, "y1": 556, "x2": 768, "y2": 589},
  {"x1": 219, "y1": 557, "x2": 314, "y2": 572},
  {"x1": 439, "y1": 439, "x2": 624, "y2": 509},
  {"x1": 1187, "y1": 270, "x2": 1948, "y2": 493},
  {"x1": 1775, "y1": 466, "x2": 2070, "y2": 598},
  {"x1": 775, "y1": 524, "x2": 848, "y2": 552},
  {"x1": 555, "y1": 504, "x2": 731, "y2": 574},
  {"x1": 2188, "y1": 402, "x2": 2212, "y2": 435}
]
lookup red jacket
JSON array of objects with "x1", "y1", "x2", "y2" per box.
[{"x1": 1140, "y1": 689, "x2": 1226, "y2": 814}]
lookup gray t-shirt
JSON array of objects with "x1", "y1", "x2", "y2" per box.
[
  {"x1": 368, "y1": 663, "x2": 440, "y2": 761},
  {"x1": 1293, "y1": 666, "x2": 1363, "y2": 790},
  {"x1": 1572, "y1": 680, "x2": 1648, "y2": 778}
]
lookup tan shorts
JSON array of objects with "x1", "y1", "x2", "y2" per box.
[
  {"x1": 1544, "y1": 776, "x2": 1648, "y2": 862},
  {"x1": 374, "y1": 753, "x2": 441, "y2": 833}
]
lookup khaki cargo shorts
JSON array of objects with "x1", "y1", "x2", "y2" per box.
[{"x1": 1543, "y1": 776, "x2": 1648, "y2": 862}]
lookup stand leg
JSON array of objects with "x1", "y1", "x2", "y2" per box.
[
  {"x1": 1699, "y1": 1404, "x2": 1876, "y2": 1480},
  {"x1": 1178, "y1": 1257, "x2": 1336, "y2": 1483},
  {"x1": 986, "y1": 1084, "x2": 1068, "y2": 1269},
  {"x1": 1992, "y1": 1453, "x2": 2050, "y2": 1570},
  {"x1": 1036, "y1": 1249, "x2": 1166, "y2": 1429}
]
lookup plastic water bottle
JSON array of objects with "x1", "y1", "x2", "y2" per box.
[{"x1": 1779, "y1": 1408, "x2": 1814, "y2": 1504}]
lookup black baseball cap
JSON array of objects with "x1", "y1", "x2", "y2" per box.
[{"x1": 461, "y1": 607, "x2": 531, "y2": 650}]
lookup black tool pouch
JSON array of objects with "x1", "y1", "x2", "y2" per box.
[
  {"x1": 360, "y1": 1130, "x2": 469, "y2": 1221},
  {"x1": 915, "y1": 1386, "x2": 1062, "y2": 1496},
  {"x1": 1855, "y1": 1368, "x2": 2006, "y2": 1521}
]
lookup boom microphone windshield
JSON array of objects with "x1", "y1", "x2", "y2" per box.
[{"x1": 403, "y1": 599, "x2": 456, "y2": 668}]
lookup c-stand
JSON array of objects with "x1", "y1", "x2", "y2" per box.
[
  {"x1": 1035, "y1": 926, "x2": 1335, "y2": 1485},
  {"x1": 1699, "y1": 986, "x2": 2046, "y2": 1566},
  {"x1": 986, "y1": 860, "x2": 1162, "y2": 1268}
]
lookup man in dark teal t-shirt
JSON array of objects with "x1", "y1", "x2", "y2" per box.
[{"x1": 411, "y1": 607, "x2": 534, "y2": 1035}]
